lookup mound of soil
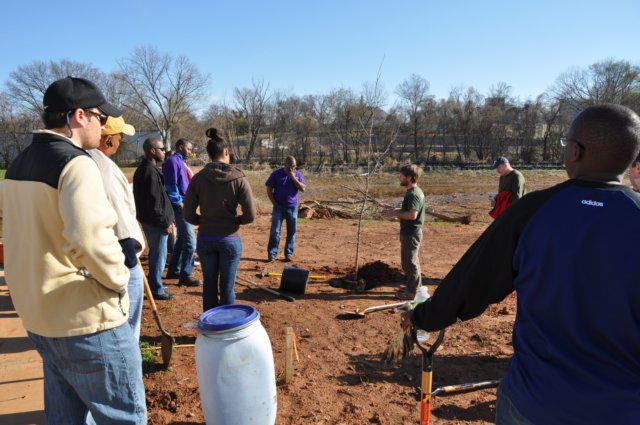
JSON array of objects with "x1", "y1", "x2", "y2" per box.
[{"x1": 357, "y1": 260, "x2": 403, "y2": 281}]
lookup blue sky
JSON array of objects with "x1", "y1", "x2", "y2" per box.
[{"x1": 0, "y1": 0, "x2": 638, "y2": 108}]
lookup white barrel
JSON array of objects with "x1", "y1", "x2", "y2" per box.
[{"x1": 195, "y1": 304, "x2": 277, "y2": 425}]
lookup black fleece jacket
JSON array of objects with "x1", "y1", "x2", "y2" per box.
[{"x1": 133, "y1": 158, "x2": 175, "y2": 229}]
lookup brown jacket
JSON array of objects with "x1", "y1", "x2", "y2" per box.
[{"x1": 183, "y1": 162, "x2": 256, "y2": 237}]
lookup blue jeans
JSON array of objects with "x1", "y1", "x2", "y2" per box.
[
  {"x1": 142, "y1": 223, "x2": 169, "y2": 296},
  {"x1": 168, "y1": 204, "x2": 196, "y2": 279},
  {"x1": 127, "y1": 263, "x2": 144, "y2": 341},
  {"x1": 267, "y1": 204, "x2": 298, "y2": 259},
  {"x1": 495, "y1": 380, "x2": 535, "y2": 425},
  {"x1": 27, "y1": 324, "x2": 146, "y2": 424},
  {"x1": 198, "y1": 238, "x2": 242, "y2": 312}
]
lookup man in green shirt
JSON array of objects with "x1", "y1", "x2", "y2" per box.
[
  {"x1": 490, "y1": 156, "x2": 526, "y2": 218},
  {"x1": 382, "y1": 164, "x2": 426, "y2": 298}
]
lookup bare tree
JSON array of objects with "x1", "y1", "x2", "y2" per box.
[
  {"x1": 447, "y1": 86, "x2": 483, "y2": 161},
  {"x1": 0, "y1": 92, "x2": 37, "y2": 166},
  {"x1": 309, "y1": 94, "x2": 332, "y2": 166},
  {"x1": 118, "y1": 46, "x2": 210, "y2": 148},
  {"x1": 352, "y1": 68, "x2": 386, "y2": 284},
  {"x1": 233, "y1": 79, "x2": 270, "y2": 161},
  {"x1": 553, "y1": 59, "x2": 640, "y2": 112},
  {"x1": 396, "y1": 74, "x2": 432, "y2": 161},
  {"x1": 203, "y1": 102, "x2": 242, "y2": 162},
  {"x1": 539, "y1": 95, "x2": 564, "y2": 162},
  {"x1": 326, "y1": 88, "x2": 360, "y2": 163},
  {"x1": 6, "y1": 59, "x2": 104, "y2": 115}
]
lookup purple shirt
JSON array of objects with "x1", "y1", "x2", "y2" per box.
[
  {"x1": 162, "y1": 152, "x2": 189, "y2": 205},
  {"x1": 265, "y1": 168, "x2": 305, "y2": 207}
]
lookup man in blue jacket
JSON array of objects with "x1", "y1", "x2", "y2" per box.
[
  {"x1": 163, "y1": 139, "x2": 200, "y2": 286},
  {"x1": 403, "y1": 104, "x2": 640, "y2": 425}
]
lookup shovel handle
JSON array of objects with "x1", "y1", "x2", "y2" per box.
[
  {"x1": 431, "y1": 380, "x2": 500, "y2": 396},
  {"x1": 267, "y1": 272, "x2": 326, "y2": 280},
  {"x1": 237, "y1": 276, "x2": 295, "y2": 302},
  {"x1": 361, "y1": 301, "x2": 411, "y2": 314}
]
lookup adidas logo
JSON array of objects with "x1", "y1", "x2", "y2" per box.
[{"x1": 581, "y1": 199, "x2": 604, "y2": 207}]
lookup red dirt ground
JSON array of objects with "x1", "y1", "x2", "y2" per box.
[{"x1": 140, "y1": 192, "x2": 518, "y2": 425}]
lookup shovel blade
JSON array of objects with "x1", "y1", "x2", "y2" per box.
[{"x1": 160, "y1": 332, "x2": 174, "y2": 368}]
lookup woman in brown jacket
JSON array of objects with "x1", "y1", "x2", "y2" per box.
[{"x1": 183, "y1": 128, "x2": 256, "y2": 311}]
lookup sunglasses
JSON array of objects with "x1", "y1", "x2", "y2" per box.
[
  {"x1": 560, "y1": 137, "x2": 585, "y2": 151},
  {"x1": 83, "y1": 109, "x2": 109, "y2": 126}
]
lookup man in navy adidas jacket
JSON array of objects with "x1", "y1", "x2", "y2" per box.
[{"x1": 403, "y1": 104, "x2": 640, "y2": 424}]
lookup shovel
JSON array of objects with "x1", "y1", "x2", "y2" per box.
[
  {"x1": 415, "y1": 328, "x2": 445, "y2": 425},
  {"x1": 344, "y1": 301, "x2": 411, "y2": 318},
  {"x1": 236, "y1": 275, "x2": 295, "y2": 302},
  {"x1": 261, "y1": 267, "x2": 326, "y2": 280},
  {"x1": 139, "y1": 259, "x2": 174, "y2": 368}
]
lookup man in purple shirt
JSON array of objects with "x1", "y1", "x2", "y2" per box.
[
  {"x1": 162, "y1": 139, "x2": 200, "y2": 286},
  {"x1": 265, "y1": 156, "x2": 306, "y2": 262}
]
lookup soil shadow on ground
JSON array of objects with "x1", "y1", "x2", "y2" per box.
[
  {"x1": 338, "y1": 352, "x2": 508, "y2": 390},
  {"x1": 0, "y1": 336, "x2": 36, "y2": 355},
  {"x1": 433, "y1": 399, "x2": 496, "y2": 423},
  {"x1": 0, "y1": 410, "x2": 46, "y2": 425},
  {"x1": 334, "y1": 352, "x2": 506, "y2": 422}
]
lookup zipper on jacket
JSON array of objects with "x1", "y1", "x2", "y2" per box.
[{"x1": 118, "y1": 293, "x2": 126, "y2": 316}]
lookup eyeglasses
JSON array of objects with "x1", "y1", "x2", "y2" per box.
[
  {"x1": 560, "y1": 137, "x2": 585, "y2": 150},
  {"x1": 83, "y1": 109, "x2": 108, "y2": 126}
]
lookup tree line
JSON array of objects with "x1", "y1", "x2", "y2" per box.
[{"x1": 1, "y1": 46, "x2": 639, "y2": 169}]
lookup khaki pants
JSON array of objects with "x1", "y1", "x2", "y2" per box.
[{"x1": 400, "y1": 228, "x2": 423, "y2": 292}]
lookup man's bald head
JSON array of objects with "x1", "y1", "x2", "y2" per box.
[
  {"x1": 142, "y1": 137, "x2": 165, "y2": 162},
  {"x1": 566, "y1": 104, "x2": 640, "y2": 178},
  {"x1": 143, "y1": 137, "x2": 162, "y2": 154}
]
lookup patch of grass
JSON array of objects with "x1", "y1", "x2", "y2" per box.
[{"x1": 139, "y1": 341, "x2": 156, "y2": 368}]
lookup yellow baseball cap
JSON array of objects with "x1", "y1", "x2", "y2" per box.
[{"x1": 101, "y1": 116, "x2": 135, "y2": 136}]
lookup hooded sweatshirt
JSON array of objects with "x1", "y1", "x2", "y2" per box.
[{"x1": 183, "y1": 162, "x2": 256, "y2": 237}]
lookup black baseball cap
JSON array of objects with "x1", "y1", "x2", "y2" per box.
[{"x1": 43, "y1": 76, "x2": 122, "y2": 117}]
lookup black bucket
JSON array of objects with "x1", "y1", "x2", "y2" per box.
[{"x1": 280, "y1": 266, "x2": 309, "y2": 294}]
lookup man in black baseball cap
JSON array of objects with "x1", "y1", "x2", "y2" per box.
[
  {"x1": 0, "y1": 76, "x2": 147, "y2": 422},
  {"x1": 43, "y1": 76, "x2": 122, "y2": 117}
]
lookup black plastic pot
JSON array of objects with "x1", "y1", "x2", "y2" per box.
[{"x1": 280, "y1": 266, "x2": 309, "y2": 294}]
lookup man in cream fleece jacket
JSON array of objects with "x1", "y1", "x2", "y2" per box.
[{"x1": 0, "y1": 77, "x2": 146, "y2": 424}]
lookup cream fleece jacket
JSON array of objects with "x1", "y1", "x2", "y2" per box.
[{"x1": 0, "y1": 130, "x2": 130, "y2": 337}]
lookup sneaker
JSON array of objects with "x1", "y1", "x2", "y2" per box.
[
  {"x1": 284, "y1": 255, "x2": 293, "y2": 262},
  {"x1": 266, "y1": 257, "x2": 276, "y2": 263},
  {"x1": 178, "y1": 277, "x2": 201, "y2": 287},
  {"x1": 165, "y1": 272, "x2": 180, "y2": 279},
  {"x1": 153, "y1": 292, "x2": 175, "y2": 300}
]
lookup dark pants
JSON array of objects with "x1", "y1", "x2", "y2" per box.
[{"x1": 168, "y1": 204, "x2": 196, "y2": 279}]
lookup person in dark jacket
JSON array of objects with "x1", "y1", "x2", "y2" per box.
[
  {"x1": 184, "y1": 128, "x2": 256, "y2": 312},
  {"x1": 402, "y1": 104, "x2": 640, "y2": 425},
  {"x1": 133, "y1": 137, "x2": 176, "y2": 300}
]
